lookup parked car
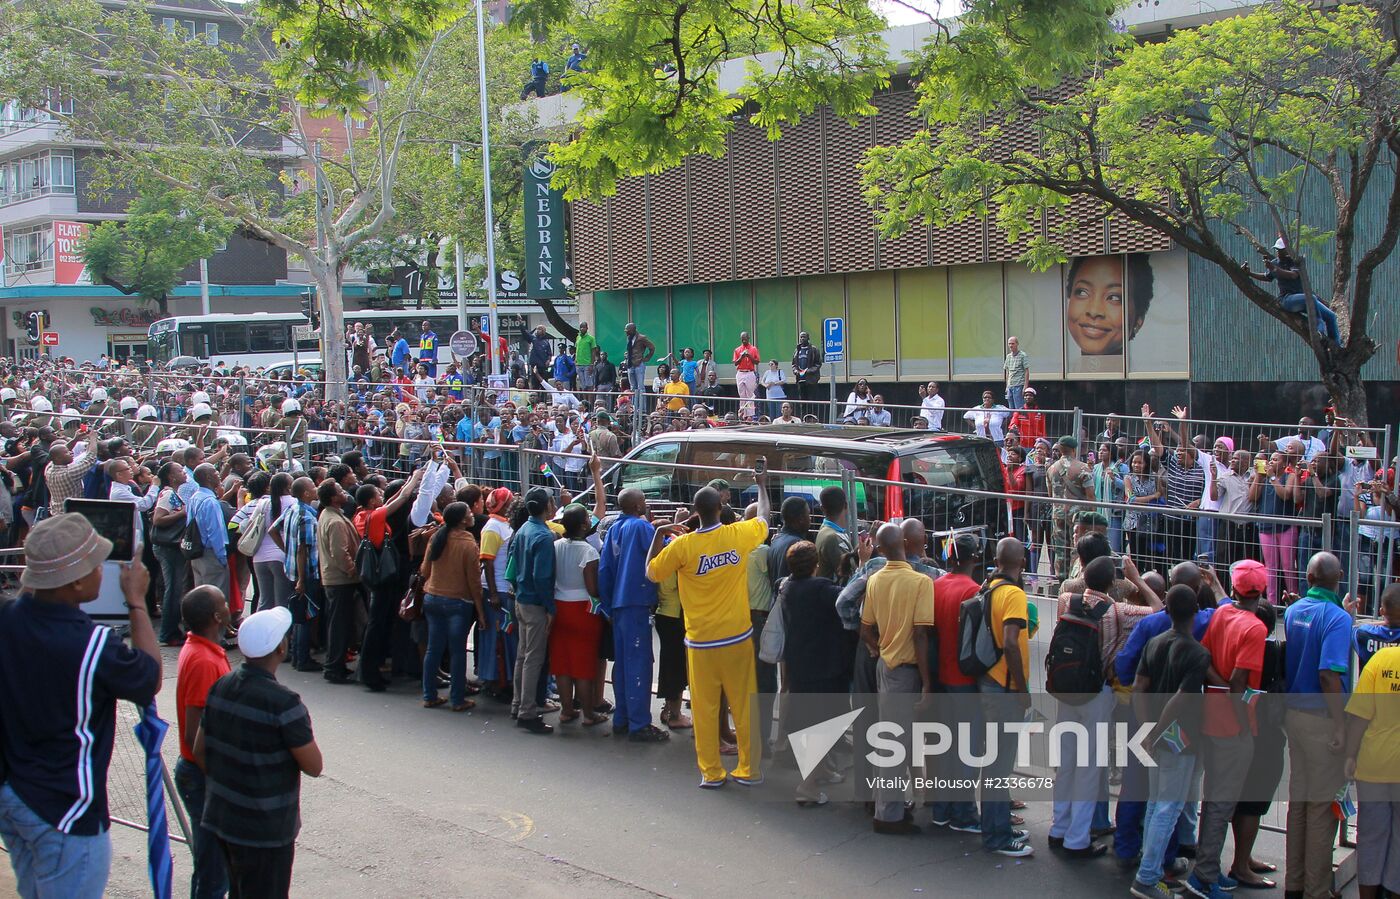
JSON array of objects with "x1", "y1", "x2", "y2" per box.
[
  {"x1": 261, "y1": 358, "x2": 324, "y2": 382},
  {"x1": 577, "y1": 423, "x2": 1008, "y2": 556}
]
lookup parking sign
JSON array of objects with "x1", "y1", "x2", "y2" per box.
[{"x1": 823, "y1": 317, "x2": 844, "y2": 363}]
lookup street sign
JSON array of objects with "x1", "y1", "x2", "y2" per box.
[
  {"x1": 291, "y1": 325, "x2": 315, "y2": 341},
  {"x1": 823, "y1": 317, "x2": 844, "y2": 363},
  {"x1": 450, "y1": 329, "x2": 478, "y2": 358},
  {"x1": 40, "y1": 331, "x2": 59, "y2": 347}
]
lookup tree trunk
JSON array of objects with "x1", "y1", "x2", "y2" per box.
[
  {"x1": 1320, "y1": 356, "x2": 1369, "y2": 429},
  {"x1": 538, "y1": 297, "x2": 578, "y2": 340},
  {"x1": 313, "y1": 263, "x2": 349, "y2": 402}
]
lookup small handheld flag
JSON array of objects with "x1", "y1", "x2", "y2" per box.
[
  {"x1": 1333, "y1": 782, "x2": 1357, "y2": 820},
  {"x1": 1158, "y1": 721, "x2": 1190, "y2": 754},
  {"x1": 1241, "y1": 687, "x2": 1265, "y2": 707}
]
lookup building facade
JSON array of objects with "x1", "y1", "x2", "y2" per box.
[{"x1": 554, "y1": 14, "x2": 1400, "y2": 425}]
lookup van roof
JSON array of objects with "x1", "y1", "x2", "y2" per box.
[{"x1": 664, "y1": 422, "x2": 986, "y2": 453}]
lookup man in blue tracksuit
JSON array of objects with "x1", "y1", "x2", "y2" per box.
[{"x1": 598, "y1": 488, "x2": 668, "y2": 742}]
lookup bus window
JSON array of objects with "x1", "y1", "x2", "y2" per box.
[
  {"x1": 249, "y1": 323, "x2": 288, "y2": 352},
  {"x1": 179, "y1": 326, "x2": 209, "y2": 358},
  {"x1": 213, "y1": 323, "x2": 248, "y2": 355}
]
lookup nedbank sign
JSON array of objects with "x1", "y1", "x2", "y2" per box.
[{"x1": 524, "y1": 154, "x2": 567, "y2": 300}]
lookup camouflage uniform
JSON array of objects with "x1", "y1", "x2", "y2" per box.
[{"x1": 1046, "y1": 457, "x2": 1094, "y2": 585}]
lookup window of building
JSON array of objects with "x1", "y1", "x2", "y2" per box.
[
  {"x1": 3, "y1": 225, "x2": 53, "y2": 271},
  {"x1": 0, "y1": 151, "x2": 77, "y2": 206},
  {"x1": 204, "y1": 23, "x2": 219, "y2": 45}
]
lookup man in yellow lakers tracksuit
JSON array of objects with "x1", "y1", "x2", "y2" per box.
[{"x1": 647, "y1": 470, "x2": 771, "y2": 788}]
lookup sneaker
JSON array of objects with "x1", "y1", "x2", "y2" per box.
[
  {"x1": 1216, "y1": 873, "x2": 1238, "y2": 892},
  {"x1": 728, "y1": 773, "x2": 764, "y2": 786},
  {"x1": 991, "y1": 841, "x2": 1034, "y2": 858},
  {"x1": 948, "y1": 822, "x2": 981, "y2": 834},
  {"x1": 1130, "y1": 881, "x2": 1175, "y2": 899},
  {"x1": 929, "y1": 817, "x2": 951, "y2": 828},
  {"x1": 1063, "y1": 843, "x2": 1108, "y2": 860},
  {"x1": 1183, "y1": 874, "x2": 1230, "y2": 899},
  {"x1": 698, "y1": 777, "x2": 726, "y2": 790},
  {"x1": 627, "y1": 724, "x2": 670, "y2": 743}
]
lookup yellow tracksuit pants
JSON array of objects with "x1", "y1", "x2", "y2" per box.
[{"x1": 687, "y1": 640, "x2": 759, "y2": 783}]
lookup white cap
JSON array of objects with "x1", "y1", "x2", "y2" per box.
[
  {"x1": 60, "y1": 408, "x2": 80, "y2": 426},
  {"x1": 190, "y1": 402, "x2": 212, "y2": 420},
  {"x1": 1274, "y1": 237, "x2": 1287, "y2": 250},
  {"x1": 136, "y1": 404, "x2": 157, "y2": 420},
  {"x1": 90, "y1": 387, "x2": 108, "y2": 402},
  {"x1": 191, "y1": 391, "x2": 210, "y2": 406},
  {"x1": 155, "y1": 437, "x2": 191, "y2": 454},
  {"x1": 281, "y1": 398, "x2": 301, "y2": 414},
  {"x1": 119, "y1": 396, "x2": 139, "y2": 412},
  {"x1": 215, "y1": 430, "x2": 247, "y2": 446},
  {"x1": 237, "y1": 607, "x2": 293, "y2": 658},
  {"x1": 30, "y1": 396, "x2": 52, "y2": 413},
  {"x1": 0, "y1": 388, "x2": 15, "y2": 402}
]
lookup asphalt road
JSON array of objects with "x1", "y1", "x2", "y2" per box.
[{"x1": 88, "y1": 639, "x2": 1322, "y2": 899}]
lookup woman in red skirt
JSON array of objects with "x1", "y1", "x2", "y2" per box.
[{"x1": 549, "y1": 504, "x2": 606, "y2": 725}]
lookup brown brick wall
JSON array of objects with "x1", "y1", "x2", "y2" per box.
[{"x1": 568, "y1": 91, "x2": 1165, "y2": 291}]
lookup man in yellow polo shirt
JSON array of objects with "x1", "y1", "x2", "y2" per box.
[
  {"x1": 859, "y1": 522, "x2": 934, "y2": 835},
  {"x1": 1344, "y1": 641, "x2": 1400, "y2": 899},
  {"x1": 647, "y1": 466, "x2": 771, "y2": 788},
  {"x1": 661, "y1": 367, "x2": 690, "y2": 414}
]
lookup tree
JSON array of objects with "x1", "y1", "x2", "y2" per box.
[
  {"x1": 509, "y1": 0, "x2": 893, "y2": 199},
  {"x1": 81, "y1": 187, "x2": 233, "y2": 314},
  {"x1": 0, "y1": 0, "x2": 464, "y2": 397},
  {"x1": 859, "y1": 0, "x2": 1400, "y2": 424},
  {"x1": 354, "y1": 19, "x2": 582, "y2": 339}
]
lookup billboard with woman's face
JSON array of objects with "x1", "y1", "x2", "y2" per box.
[{"x1": 1063, "y1": 251, "x2": 1187, "y2": 376}]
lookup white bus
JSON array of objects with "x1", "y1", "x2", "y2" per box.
[{"x1": 147, "y1": 310, "x2": 468, "y2": 372}]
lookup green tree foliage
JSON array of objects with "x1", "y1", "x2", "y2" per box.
[
  {"x1": 860, "y1": 0, "x2": 1400, "y2": 422},
  {"x1": 512, "y1": 0, "x2": 893, "y2": 198},
  {"x1": 0, "y1": 0, "x2": 460, "y2": 394},
  {"x1": 81, "y1": 187, "x2": 233, "y2": 312}
]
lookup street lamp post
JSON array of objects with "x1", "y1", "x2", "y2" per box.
[{"x1": 474, "y1": 0, "x2": 501, "y2": 378}]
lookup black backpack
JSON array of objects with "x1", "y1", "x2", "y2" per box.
[
  {"x1": 1045, "y1": 594, "x2": 1109, "y2": 704},
  {"x1": 957, "y1": 578, "x2": 1007, "y2": 677},
  {"x1": 179, "y1": 517, "x2": 205, "y2": 560}
]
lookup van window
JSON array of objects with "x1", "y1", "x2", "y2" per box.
[
  {"x1": 900, "y1": 441, "x2": 1006, "y2": 539},
  {"x1": 777, "y1": 449, "x2": 887, "y2": 523},
  {"x1": 617, "y1": 441, "x2": 680, "y2": 500},
  {"x1": 682, "y1": 444, "x2": 763, "y2": 505}
]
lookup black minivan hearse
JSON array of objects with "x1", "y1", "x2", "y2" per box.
[{"x1": 579, "y1": 423, "x2": 1009, "y2": 553}]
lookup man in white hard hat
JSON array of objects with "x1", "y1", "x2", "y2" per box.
[
  {"x1": 87, "y1": 387, "x2": 119, "y2": 421},
  {"x1": 0, "y1": 386, "x2": 19, "y2": 418},
  {"x1": 277, "y1": 397, "x2": 307, "y2": 460},
  {"x1": 132, "y1": 404, "x2": 165, "y2": 452},
  {"x1": 27, "y1": 395, "x2": 55, "y2": 431}
]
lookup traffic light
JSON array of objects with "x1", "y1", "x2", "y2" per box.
[
  {"x1": 300, "y1": 290, "x2": 320, "y2": 331},
  {"x1": 24, "y1": 312, "x2": 42, "y2": 345}
]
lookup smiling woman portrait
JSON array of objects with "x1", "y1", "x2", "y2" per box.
[{"x1": 1064, "y1": 253, "x2": 1154, "y2": 374}]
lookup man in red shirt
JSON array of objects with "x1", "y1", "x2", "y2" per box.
[
  {"x1": 173, "y1": 586, "x2": 233, "y2": 899},
  {"x1": 930, "y1": 533, "x2": 983, "y2": 831},
  {"x1": 732, "y1": 332, "x2": 761, "y2": 421},
  {"x1": 1010, "y1": 387, "x2": 1046, "y2": 448},
  {"x1": 1191, "y1": 573, "x2": 1267, "y2": 897}
]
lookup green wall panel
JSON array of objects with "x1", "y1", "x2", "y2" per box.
[
  {"x1": 754, "y1": 278, "x2": 798, "y2": 366},
  {"x1": 897, "y1": 268, "x2": 950, "y2": 380},
  {"x1": 798, "y1": 274, "x2": 847, "y2": 382},
  {"x1": 630, "y1": 287, "x2": 669, "y2": 372},
  {"x1": 592, "y1": 290, "x2": 631, "y2": 363},
  {"x1": 847, "y1": 270, "x2": 896, "y2": 379},
  {"x1": 668, "y1": 284, "x2": 711, "y2": 359},
  {"x1": 950, "y1": 263, "x2": 1005, "y2": 377},
  {"x1": 711, "y1": 281, "x2": 754, "y2": 368}
]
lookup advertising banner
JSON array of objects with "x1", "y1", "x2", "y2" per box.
[
  {"x1": 523, "y1": 155, "x2": 567, "y2": 299},
  {"x1": 53, "y1": 220, "x2": 90, "y2": 285}
]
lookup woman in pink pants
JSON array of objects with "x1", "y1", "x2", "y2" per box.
[{"x1": 1249, "y1": 452, "x2": 1300, "y2": 603}]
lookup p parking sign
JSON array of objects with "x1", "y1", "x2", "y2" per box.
[{"x1": 823, "y1": 317, "x2": 844, "y2": 363}]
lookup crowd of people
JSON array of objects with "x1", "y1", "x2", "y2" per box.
[{"x1": 0, "y1": 345, "x2": 1398, "y2": 899}]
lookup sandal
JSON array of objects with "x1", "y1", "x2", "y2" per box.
[
  {"x1": 1010, "y1": 800, "x2": 1027, "y2": 810},
  {"x1": 720, "y1": 741, "x2": 738, "y2": 756},
  {"x1": 422, "y1": 697, "x2": 447, "y2": 709},
  {"x1": 666, "y1": 714, "x2": 693, "y2": 730},
  {"x1": 582, "y1": 713, "x2": 608, "y2": 727},
  {"x1": 1249, "y1": 862, "x2": 1278, "y2": 874},
  {"x1": 450, "y1": 700, "x2": 476, "y2": 712},
  {"x1": 1228, "y1": 873, "x2": 1276, "y2": 890},
  {"x1": 558, "y1": 711, "x2": 581, "y2": 723}
]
